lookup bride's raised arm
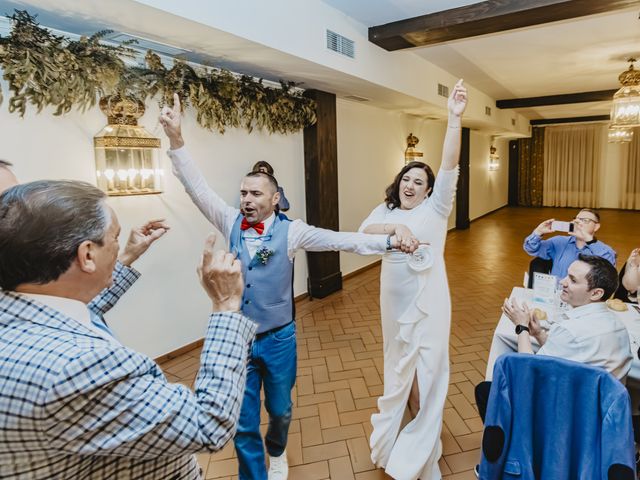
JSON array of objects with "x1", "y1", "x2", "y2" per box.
[
  {"x1": 428, "y1": 80, "x2": 467, "y2": 219},
  {"x1": 440, "y1": 79, "x2": 467, "y2": 171}
]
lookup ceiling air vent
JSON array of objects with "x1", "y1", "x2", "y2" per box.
[
  {"x1": 485, "y1": 106, "x2": 492, "y2": 116},
  {"x1": 326, "y1": 30, "x2": 355, "y2": 58},
  {"x1": 102, "y1": 32, "x2": 190, "y2": 58},
  {"x1": 437, "y1": 83, "x2": 449, "y2": 98},
  {"x1": 343, "y1": 95, "x2": 369, "y2": 102}
]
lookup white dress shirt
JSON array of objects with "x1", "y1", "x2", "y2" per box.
[
  {"x1": 537, "y1": 302, "x2": 632, "y2": 380},
  {"x1": 168, "y1": 147, "x2": 389, "y2": 259},
  {"x1": 21, "y1": 293, "x2": 117, "y2": 343}
]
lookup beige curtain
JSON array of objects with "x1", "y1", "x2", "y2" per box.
[
  {"x1": 543, "y1": 124, "x2": 605, "y2": 208},
  {"x1": 620, "y1": 127, "x2": 640, "y2": 209}
]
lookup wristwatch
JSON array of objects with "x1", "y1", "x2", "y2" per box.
[{"x1": 515, "y1": 324, "x2": 530, "y2": 335}]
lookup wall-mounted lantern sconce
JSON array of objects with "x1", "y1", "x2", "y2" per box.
[
  {"x1": 404, "y1": 133, "x2": 423, "y2": 164},
  {"x1": 94, "y1": 95, "x2": 163, "y2": 196},
  {"x1": 489, "y1": 143, "x2": 500, "y2": 171}
]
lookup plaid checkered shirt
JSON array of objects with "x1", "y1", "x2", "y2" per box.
[{"x1": 0, "y1": 262, "x2": 256, "y2": 479}]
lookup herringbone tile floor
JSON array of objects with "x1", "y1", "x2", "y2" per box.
[{"x1": 159, "y1": 206, "x2": 640, "y2": 479}]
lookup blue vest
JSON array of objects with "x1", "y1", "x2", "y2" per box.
[{"x1": 229, "y1": 213, "x2": 294, "y2": 334}]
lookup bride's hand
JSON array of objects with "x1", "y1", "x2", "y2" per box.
[
  {"x1": 393, "y1": 225, "x2": 419, "y2": 253},
  {"x1": 448, "y1": 79, "x2": 467, "y2": 118},
  {"x1": 390, "y1": 234, "x2": 419, "y2": 253},
  {"x1": 394, "y1": 224, "x2": 413, "y2": 244}
]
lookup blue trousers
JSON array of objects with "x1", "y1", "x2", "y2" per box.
[{"x1": 234, "y1": 322, "x2": 297, "y2": 480}]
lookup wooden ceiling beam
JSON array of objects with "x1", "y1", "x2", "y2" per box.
[
  {"x1": 496, "y1": 90, "x2": 617, "y2": 109},
  {"x1": 369, "y1": 0, "x2": 640, "y2": 51},
  {"x1": 530, "y1": 114, "x2": 610, "y2": 125}
]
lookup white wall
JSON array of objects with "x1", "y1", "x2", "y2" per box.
[{"x1": 469, "y1": 132, "x2": 509, "y2": 220}]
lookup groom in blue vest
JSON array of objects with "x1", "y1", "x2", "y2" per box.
[{"x1": 160, "y1": 94, "x2": 415, "y2": 480}]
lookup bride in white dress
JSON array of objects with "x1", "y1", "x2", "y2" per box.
[{"x1": 358, "y1": 80, "x2": 467, "y2": 480}]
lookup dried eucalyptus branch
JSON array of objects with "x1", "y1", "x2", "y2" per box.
[{"x1": 0, "y1": 10, "x2": 316, "y2": 133}]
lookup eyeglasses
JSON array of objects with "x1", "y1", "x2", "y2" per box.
[{"x1": 574, "y1": 217, "x2": 598, "y2": 225}]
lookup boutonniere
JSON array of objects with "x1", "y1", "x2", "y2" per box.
[{"x1": 256, "y1": 246, "x2": 275, "y2": 265}]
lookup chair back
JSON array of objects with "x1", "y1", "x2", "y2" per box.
[
  {"x1": 480, "y1": 353, "x2": 635, "y2": 479},
  {"x1": 527, "y1": 257, "x2": 553, "y2": 288}
]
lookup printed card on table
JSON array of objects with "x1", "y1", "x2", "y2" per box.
[{"x1": 532, "y1": 272, "x2": 557, "y2": 306}]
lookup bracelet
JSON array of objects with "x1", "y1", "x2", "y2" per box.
[{"x1": 386, "y1": 234, "x2": 392, "y2": 251}]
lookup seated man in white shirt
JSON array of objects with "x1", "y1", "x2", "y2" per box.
[{"x1": 476, "y1": 254, "x2": 632, "y2": 423}]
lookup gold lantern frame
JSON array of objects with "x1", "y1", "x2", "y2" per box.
[
  {"x1": 94, "y1": 95, "x2": 163, "y2": 196},
  {"x1": 404, "y1": 133, "x2": 424, "y2": 164}
]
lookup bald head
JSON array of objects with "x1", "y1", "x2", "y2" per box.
[{"x1": 0, "y1": 161, "x2": 18, "y2": 194}]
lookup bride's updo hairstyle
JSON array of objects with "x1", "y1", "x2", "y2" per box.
[{"x1": 384, "y1": 161, "x2": 435, "y2": 210}]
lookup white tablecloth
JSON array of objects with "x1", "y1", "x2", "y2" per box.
[{"x1": 485, "y1": 287, "x2": 640, "y2": 382}]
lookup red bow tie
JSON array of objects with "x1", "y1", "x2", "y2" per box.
[{"x1": 241, "y1": 217, "x2": 265, "y2": 235}]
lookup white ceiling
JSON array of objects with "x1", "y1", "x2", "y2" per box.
[{"x1": 323, "y1": 0, "x2": 640, "y2": 120}]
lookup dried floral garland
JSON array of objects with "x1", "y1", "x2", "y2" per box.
[{"x1": 0, "y1": 11, "x2": 316, "y2": 133}]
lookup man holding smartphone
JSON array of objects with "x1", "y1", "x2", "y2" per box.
[{"x1": 523, "y1": 208, "x2": 616, "y2": 279}]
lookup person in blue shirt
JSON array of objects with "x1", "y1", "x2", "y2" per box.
[{"x1": 523, "y1": 208, "x2": 616, "y2": 279}]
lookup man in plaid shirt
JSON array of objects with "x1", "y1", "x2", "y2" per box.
[{"x1": 0, "y1": 180, "x2": 256, "y2": 479}]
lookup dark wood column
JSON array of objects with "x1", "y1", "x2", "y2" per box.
[
  {"x1": 303, "y1": 90, "x2": 342, "y2": 299},
  {"x1": 508, "y1": 140, "x2": 520, "y2": 206},
  {"x1": 455, "y1": 127, "x2": 470, "y2": 230}
]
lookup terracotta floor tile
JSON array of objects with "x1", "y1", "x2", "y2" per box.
[
  {"x1": 301, "y1": 416, "x2": 323, "y2": 447},
  {"x1": 288, "y1": 460, "x2": 330, "y2": 480},
  {"x1": 206, "y1": 458, "x2": 237, "y2": 478},
  {"x1": 303, "y1": 440, "x2": 349, "y2": 463},
  {"x1": 455, "y1": 431, "x2": 482, "y2": 452},
  {"x1": 443, "y1": 407, "x2": 472, "y2": 436},
  {"x1": 334, "y1": 388, "x2": 356, "y2": 412},
  {"x1": 346, "y1": 436, "x2": 375, "y2": 473},
  {"x1": 287, "y1": 432, "x2": 304, "y2": 466},
  {"x1": 318, "y1": 401, "x2": 340, "y2": 429},
  {"x1": 329, "y1": 456, "x2": 355, "y2": 480},
  {"x1": 322, "y1": 424, "x2": 365, "y2": 443},
  {"x1": 443, "y1": 448, "x2": 482, "y2": 474}
]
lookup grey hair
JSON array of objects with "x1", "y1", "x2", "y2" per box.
[{"x1": 0, "y1": 180, "x2": 110, "y2": 290}]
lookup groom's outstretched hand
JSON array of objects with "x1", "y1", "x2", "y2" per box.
[
  {"x1": 159, "y1": 93, "x2": 184, "y2": 150},
  {"x1": 198, "y1": 234, "x2": 244, "y2": 313}
]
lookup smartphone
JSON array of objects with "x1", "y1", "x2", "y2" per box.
[{"x1": 551, "y1": 221, "x2": 574, "y2": 233}]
